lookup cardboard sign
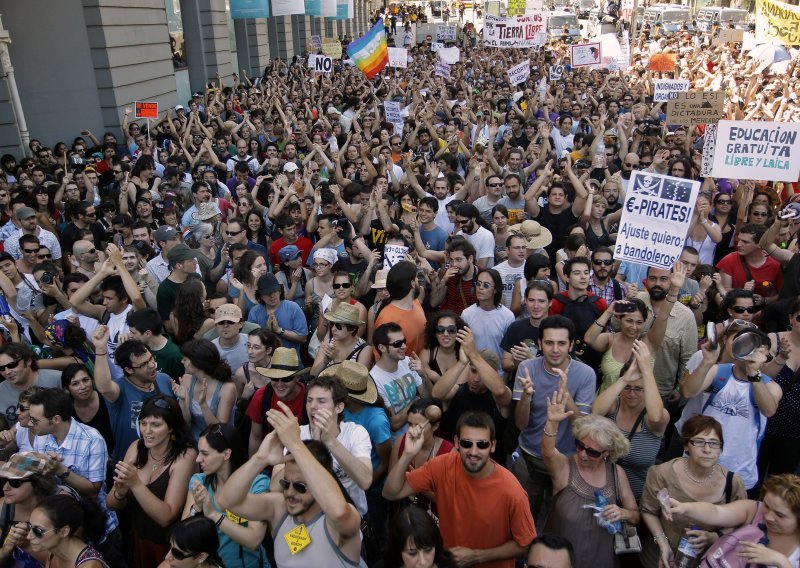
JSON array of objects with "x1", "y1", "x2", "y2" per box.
[
  {"x1": 321, "y1": 38, "x2": 343, "y2": 59},
  {"x1": 653, "y1": 79, "x2": 690, "y2": 103},
  {"x1": 549, "y1": 64, "x2": 563, "y2": 81},
  {"x1": 311, "y1": 35, "x2": 322, "y2": 50},
  {"x1": 388, "y1": 47, "x2": 407, "y2": 68},
  {"x1": 718, "y1": 28, "x2": 744, "y2": 42},
  {"x1": 434, "y1": 61, "x2": 451, "y2": 79},
  {"x1": 308, "y1": 54, "x2": 334, "y2": 73},
  {"x1": 483, "y1": 13, "x2": 546, "y2": 48},
  {"x1": 507, "y1": 61, "x2": 530, "y2": 86},
  {"x1": 436, "y1": 24, "x2": 457, "y2": 41},
  {"x1": 571, "y1": 42, "x2": 601, "y2": 67},
  {"x1": 712, "y1": 120, "x2": 800, "y2": 182},
  {"x1": 135, "y1": 101, "x2": 159, "y2": 119},
  {"x1": 666, "y1": 91, "x2": 725, "y2": 127},
  {"x1": 615, "y1": 171, "x2": 701, "y2": 270},
  {"x1": 700, "y1": 124, "x2": 717, "y2": 178},
  {"x1": 648, "y1": 53, "x2": 676, "y2": 72},
  {"x1": 383, "y1": 100, "x2": 403, "y2": 136},
  {"x1": 431, "y1": 41, "x2": 444, "y2": 52},
  {"x1": 438, "y1": 47, "x2": 460, "y2": 64}
]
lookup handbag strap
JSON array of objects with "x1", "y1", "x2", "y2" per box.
[
  {"x1": 739, "y1": 255, "x2": 754, "y2": 283},
  {"x1": 611, "y1": 461, "x2": 622, "y2": 506},
  {"x1": 626, "y1": 408, "x2": 647, "y2": 442}
]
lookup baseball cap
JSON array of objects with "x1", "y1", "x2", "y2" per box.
[
  {"x1": 279, "y1": 245, "x2": 302, "y2": 262},
  {"x1": 214, "y1": 303, "x2": 243, "y2": 324},
  {"x1": 166, "y1": 244, "x2": 199, "y2": 265},
  {"x1": 175, "y1": 105, "x2": 185, "y2": 111},
  {"x1": 154, "y1": 225, "x2": 179, "y2": 243},
  {"x1": 283, "y1": 162, "x2": 299, "y2": 173},
  {"x1": 257, "y1": 273, "x2": 281, "y2": 296},
  {"x1": 16, "y1": 207, "x2": 36, "y2": 220}
]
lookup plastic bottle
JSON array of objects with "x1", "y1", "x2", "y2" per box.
[
  {"x1": 15, "y1": 286, "x2": 31, "y2": 314},
  {"x1": 674, "y1": 524, "x2": 701, "y2": 568},
  {"x1": 594, "y1": 490, "x2": 621, "y2": 534},
  {"x1": 594, "y1": 136, "x2": 606, "y2": 169},
  {"x1": 0, "y1": 293, "x2": 9, "y2": 317}
]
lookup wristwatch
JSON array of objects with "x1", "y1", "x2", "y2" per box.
[
  {"x1": 746, "y1": 373, "x2": 762, "y2": 383},
  {"x1": 57, "y1": 469, "x2": 71, "y2": 482}
]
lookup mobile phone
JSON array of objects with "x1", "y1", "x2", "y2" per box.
[{"x1": 707, "y1": 323, "x2": 718, "y2": 350}]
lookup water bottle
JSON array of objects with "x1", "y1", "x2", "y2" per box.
[
  {"x1": 15, "y1": 286, "x2": 32, "y2": 314},
  {"x1": 674, "y1": 524, "x2": 701, "y2": 568},
  {"x1": 594, "y1": 490, "x2": 621, "y2": 534},
  {"x1": 594, "y1": 137, "x2": 606, "y2": 169}
]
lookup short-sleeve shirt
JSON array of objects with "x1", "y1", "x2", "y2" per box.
[
  {"x1": 246, "y1": 301, "x2": 308, "y2": 360},
  {"x1": 406, "y1": 452, "x2": 536, "y2": 568},
  {"x1": 716, "y1": 252, "x2": 784, "y2": 297},
  {"x1": 374, "y1": 301, "x2": 426, "y2": 357},
  {"x1": 245, "y1": 383, "x2": 307, "y2": 433},
  {"x1": 343, "y1": 406, "x2": 392, "y2": 472},
  {"x1": 370, "y1": 358, "x2": 423, "y2": 417},
  {"x1": 0, "y1": 370, "x2": 61, "y2": 426},
  {"x1": 459, "y1": 226, "x2": 496, "y2": 268}
]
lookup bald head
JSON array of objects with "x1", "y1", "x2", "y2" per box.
[{"x1": 73, "y1": 241, "x2": 93, "y2": 256}]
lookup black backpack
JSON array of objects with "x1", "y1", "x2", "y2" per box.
[{"x1": 555, "y1": 293, "x2": 604, "y2": 369}]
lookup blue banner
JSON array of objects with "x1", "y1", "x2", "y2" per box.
[
  {"x1": 230, "y1": 0, "x2": 269, "y2": 19},
  {"x1": 305, "y1": 0, "x2": 321, "y2": 15},
  {"x1": 335, "y1": 0, "x2": 349, "y2": 19}
]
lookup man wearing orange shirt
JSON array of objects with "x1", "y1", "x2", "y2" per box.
[{"x1": 374, "y1": 261, "x2": 426, "y2": 356}]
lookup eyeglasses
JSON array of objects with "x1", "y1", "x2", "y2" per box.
[
  {"x1": 455, "y1": 219, "x2": 470, "y2": 225},
  {"x1": 278, "y1": 478, "x2": 308, "y2": 493},
  {"x1": 1, "y1": 478, "x2": 31, "y2": 489},
  {"x1": 458, "y1": 439, "x2": 491, "y2": 450},
  {"x1": 271, "y1": 376, "x2": 297, "y2": 383},
  {"x1": 333, "y1": 322, "x2": 356, "y2": 331},
  {"x1": 23, "y1": 248, "x2": 40, "y2": 254},
  {"x1": 731, "y1": 306, "x2": 756, "y2": 314},
  {"x1": 688, "y1": 438, "x2": 722, "y2": 449},
  {"x1": 622, "y1": 386, "x2": 644, "y2": 393},
  {"x1": 0, "y1": 359, "x2": 22, "y2": 372},
  {"x1": 476, "y1": 281, "x2": 494, "y2": 289},
  {"x1": 38, "y1": 254, "x2": 52, "y2": 259},
  {"x1": 28, "y1": 524, "x2": 59, "y2": 539},
  {"x1": 386, "y1": 339, "x2": 406, "y2": 348},
  {"x1": 17, "y1": 405, "x2": 29, "y2": 412},
  {"x1": 217, "y1": 320, "x2": 238, "y2": 326},
  {"x1": 28, "y1": 415, "x2": 51, "y2": 426},
  {"x1": 575, "y1": 439, "x2": 604, "y2": 458},
  {"x1": 592, "y1": 259, "x2": 613, "y2": 266},
  {"x1": 436, "y1": 325, "x2": 458, "y2": 335},
  {"x1": 170, "y1": 547, "x2": 198, "y2": 561},
  {"x1": 129, "y1": 355, "x2": 156, "y2": 369},
  {"x1": 623, "y1": 162, "x2": 637, "y2": 167},
  {"x1": 226, "y1": 229, "x2": 244, "y2": 236},
  {"x1": 84, "y1": 212, "x2": 96, "y2": 218},
  {"x1": 332, "y1": 282, "x2": 351, "y2": 290}
]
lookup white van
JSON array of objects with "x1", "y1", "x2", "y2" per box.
[
  {"x1": 547, "y1": 10, "x2": 583, "y2": 42},
  {"x1": 642, "y1": 4, "x2": 694, "y2": 35},
  {"x1": 695, "y1": 7, "x2": 749, "y2": 34}
]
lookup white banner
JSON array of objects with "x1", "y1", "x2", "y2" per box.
[
  {"x1": 438, "y1": 46, "x2": 460, "y2": 64},
  {"x1": 307, "y1": 54, "x2": 333, "y2": 73},
  {"x1": 483, "y1": 13, "x2": 546, "y2": 48},
  {"x1": 700, "y1": 124, "x2": 718, "y2": 178},
  {"x1": 435, "y1": 61, "x2": 451, "y2": 79},
  {"x1": 614, "y1": 171, "x2": 701, "y2": 270},
  {"x1": 272, "y1": 0, "x2": 305, "y2": 16},
  {"x1": 431, "y1": 41, "x2": 444, "y2": 52},
  {"x1": 384, "y1": 101, "x2": 403, "y2": 137},
  {"x1": 571, "y1": 42, "x2": 601, "y2": 67},
  {"x1": 436, "y1": 24, "x2": 457, "y2": 41},
  {"x1": 388, "y1": 47, "x2": 407, "y2": 67},
  {"x1": 549, "y1": 64, "x2": 563, "y2": 81},
  {"x1": 653, "y1": 80, "x2": 690, "y2": 103},
  {"x1": 507, "y1": 61, "x2": 530, "y2": 85},
  {"x1": 712, "y1": 120, "x2": 800, "y2": 182}
]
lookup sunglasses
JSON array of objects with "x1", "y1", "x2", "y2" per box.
[
  {"x1": 332, "y1": 282, "x2": 352, "y2": 290},
  {"x1": 0, "y1": 359, "x2": 21, "y2": 372},
  {"x1": 640, "y1": 161, "x2": 652, "y2": 167},
  {"x1": 623, "y1": 163, "x2": 637, "y2": 167},
  {"x1": 593, "y1": 259, "x2": 613, "y2": 266},
  {"x1": 279, "y1": 478, "x2": 308, "y2": 493},
  {"x1": 458, "y1": 439, "x2": 491, "y2": 450},
  {"x1": 731, "y1": 306, "x2": 756, "y2": 314},
  {"x1": 29, "y1": 524, "x2": 59, "y2": 539},
  {"x1": 170, "y1": 547, "x2": 198, "y2": 561},
  {"x1": 333, "y1": 322, "x2": 356, "y2": 331},
  {"x1": 575, "y1": 439, "x2": 604, "y2": 458},
  {"x1": 436, "y1": 325, "x2": 457, "y2": 335},
  {"x1": 38, "y1": 254, "x2": 52, "y2": 259},
  {"x1": 716, "y1": 199, "x2": 731, "y2": 205},
  {"x1": 751, "y1": 212, "x2": 768, "y2": 217},
  {"x1": 226, "y1": 229, "x2": 244, "y2": 236},
  {"x1": 1, "y1": 478, "x2": 31, "y2": 488},
  {"x1": 23, "y1": 248, "x2": 40, "y2": 254},
  {"x1": 386, "y1": 339, "x2": 406, "y2": 348},
  {"x1": 487, "y1": 182, "x2": 503, "y2": 187},
  {"x1": 622, "y1": 386, "x2": 644, "y2": 393},
  {"x1": 271, "y1": 376, "x2": 297, "y2": 383}
]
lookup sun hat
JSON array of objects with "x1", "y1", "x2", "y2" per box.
[
  {"x1": 508, "y1": 220, "x2": 553, "y2": 249},
  {"x1": 193, "y1": 202, "x2": 220, "y2": 221},
  {"x1": 319, "y1": 361, "x2": 378, "y2": 405},
  {"x1": 255, "y1": 347, "x2": 307, "y2": 378},
  {"x1": 0, "y1": 452, "x2": 50, "y2": 479},
  {"x1": 324, "y1": 302, "x2": 364, "y2": 326}
]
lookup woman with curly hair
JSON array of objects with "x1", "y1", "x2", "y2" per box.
[
  {"x1": 229, "y1": 250, "x2": 268, "y2": 319},
  {"x1": 169, "y1": 279, "x2": 215, "y2": 346},
  {"x1": 418, "y1": 311, "x2": 466, "y2": 385}
]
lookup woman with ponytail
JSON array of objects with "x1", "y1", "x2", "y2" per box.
[{"x1": 175, "y1": 339, "x2": 237, "y2": 440}]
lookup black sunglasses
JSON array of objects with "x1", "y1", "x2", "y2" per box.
[
  {"x1": 38, "y1": 254, "x2": 52, "y2": 259},
  {"x1": 332, "y1": 282, "x2": 351, "y2": 290},
  {"x1": 0, "y1": 359, "x2": 21, "y2": 372},
  {"x1": 436, "y1": 325, "x2": 457, "y2": 334},
  {"x1": 271, "y1": 376, "x2": 297, "y2": 383},
  {"x1": 385, "y1": 339, "x2": 406, "y2": 348},
  {"x1": 170, "y1": 547, "x2": 198, "y2": 561},
  {"x1": 1, "y1": 478, "x2": 31, "y2": 488},
  {"x1": 226, "y1": 229, "x2": 244, "y2": 236},
  {"x1": 279, "y1": 478, "x2": 308, "y2": 493},
  {"x1": 731, "y1": 306, "x2": 756, "y2": 314},
  {"x1": 333, "y1": 322, "x2": 356, "y2": 331},
  {"x1": 458, "y1": 439, "x2": 491, "y2": 450},
  {"x1": 575, "y1": 439, "x2": 603, "y2": 458},
  {"x1": 592, "y1": 259, "x2": 613, "y2": 266}
]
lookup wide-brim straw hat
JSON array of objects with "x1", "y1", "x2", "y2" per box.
[
  {"x1": 320, "y1": 361, "x2": 378, "y2": 405},
  {"x1": 255, "y1": 347, "x2": 308, "y2": 378},
  {"x1": 323, "y1": 302, "x2": 364, "y2": 326},
  {"x1": 508, "y1": 220, "x2": 553, "y2": 249}
]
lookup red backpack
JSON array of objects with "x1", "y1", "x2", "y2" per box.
[{"x1": 700, "y1": 502, "x2": 769, "y2": 568}]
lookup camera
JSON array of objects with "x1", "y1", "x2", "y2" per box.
[
  {"x1": 616, "y1": 302, "x2": 637, "y2": 313},
  {"x1": 70, "y1": 156, "x2": 86, "y2": 172},
  {"x1": 40, "y1": 272, "x2": 54, "y2": 285}
]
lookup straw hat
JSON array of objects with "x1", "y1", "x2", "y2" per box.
[
  {"x1": 255, "y1": 347, "x2": 307, "y2": 378},
  {"x1": 194, "y1": 202, "x2": 220, "y2": 221},
  {"x1": 371, "y1": 268, "x2": 389, "y2": 289},
  {"x1": 324, "y1": 303, "x2": 365, "y2": 326},
  {"x1": 508, "y1": 220, "x2": 553, "y2": 249},
  {"x1": 320, "y1": 361, "x2": 378, "y2": 405}
]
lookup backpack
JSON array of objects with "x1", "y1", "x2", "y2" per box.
[
  {"x1": 555, "y1": 293, "x2": 604, "y2": 368},
  {"x1": 700, "y1": 503, "x2": 769, "y2": 568},
  {"x1": 701, "y1": 363, "x2": 763, "y2": 445}
]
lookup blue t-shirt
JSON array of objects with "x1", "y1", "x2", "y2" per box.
[
  {"x1": 419, "y1": 225, "x2": 448, "y2": 269},
  {"x1": 618, "y1": 260, "x2": 649, "y2": 290},
  {"x1": 247, "y1": 301, "x2": 308, "y2": 359},
  {"x1": 107, "y1": 372, "x2": 175, "y2": 462},
  {"x1": 190, "y1": 472, "x2": 270, "y2": 568},
  {"x1": 344, "y1": 406, "x2": 392, "y2": 471}
]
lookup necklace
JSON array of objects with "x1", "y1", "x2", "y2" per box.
[
  {"x1": 149, "y1": 449, "x2": 167, "y2": 472},
  {"x1": 683, "y1": 458, "x2": 716, "y2": 484}
]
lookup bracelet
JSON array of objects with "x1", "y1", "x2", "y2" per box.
[
  {"x1": 653, "y1": 533, "x2": 668, "y2": 543},
  {"x1": 592, "y1": 320, "x2": 604, "y2": 328},
  {"x1": 543, "y1": 429, "x2": 557, "y2": 437},
  {"x1": 215, "y1": 514, "x2": 225, "y2": 527},
  {"x1": 95, "y1": 352, "x2": 108, "y2": 356}
]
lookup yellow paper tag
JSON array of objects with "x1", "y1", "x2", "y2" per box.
[
  {"x1": 225, "y1": 509, "x2": 246, "y2": 525},
  {"x1": 284, "y1": 523, "x2": 312, "y2": 555}
]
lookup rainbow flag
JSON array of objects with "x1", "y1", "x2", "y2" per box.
[{"x1": 347, "y1": 19, "x2": 388, "y2": 80}]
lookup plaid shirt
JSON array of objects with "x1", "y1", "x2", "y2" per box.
[
  {"x1": 34, "y1": 419, "x2": 118, "y2": 537},
  {"x1": 588, "y1": 275, "x2": 627, "y2": 306}
]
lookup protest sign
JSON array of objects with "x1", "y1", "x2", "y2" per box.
[
  {"x1": 308, "y1": 54, "x2": 334, "y2": 73},
  {"x1": 549, "y1": 64, "x2": 563, "y2": 81},
  {"x1": 384, "y1": 101, "x2": 403, "y2": 136},
  {"x1": 431, "y1": 41, "x2": 444, "y2": 52},
  {"x1": 384, "y1": 244, "x2": 408, "y2": 268},
  {"x1": 756, "y1": 0, "x2": 800, "y2": 45},
  {"x1": 712, "y1": 120, "x2": 800, "y2": 182},
  {"x1": 653, "y1": 80, "x2": 689, "y2": 102},
  {"x1": 700, "y1": 124, "x2": 717, "y2": 177},
  {"x1": 321, "y1": 38, "x2": 343, "y2": 59},
  {"x1": 388, "y1": 47, "x2": 407, "y2": 68},
  {"x1": 614, "y1": 171, "x2": 701, "y2": 270},
  {"x1": 483, "y1": 14, "x2": 546, "y2": 48},
  {"x1": 434, "y1": 61, "x2": 451, "y2": 79},
  {"x1": 507, "y1": 61, "x2": 530, "y2": 85},
  {"x1": 718, "y1": 28, "x2": 744, "y2": 42},
  {"x1": 438, "y1": 47, "x2": 460, "y2": 64},
  {"x1": 437, "y1": 24, "x2": 457, "y2": 41},
  {"x1": 666, "y1": 91, "x2": 725, "y2": 126},
  {"x1": 272, "y1": 0, "x2": 304, "y2": 15},
  {"x1": 648, "y1": 53, "x2": 676, "y2": 72},
  {"x1": 571, "y1": 42, "x2": 601, "y2": 67},
  {"x1": 508, "y1": 0, "x2": 526, "y2": 15},
  {"x1": 311, "y1": 35, "x2": 322, "y2": 50},
  {"x1": 135, "y1": 101, "x2": 158, "y2": 119}
]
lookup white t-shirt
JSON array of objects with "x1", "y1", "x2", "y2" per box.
[
  {"x1": 107, "y1": 305, "x2": 133, "y2": 380},
  {"x1": 460, "y1": 226, "x2": 496, "y2": 268},
  {"x1": 370, "y1": 358, "x2": 422, "y2": 440},
  {"x1": 462, "y1": 304, "x2": 515, "y2": 371},
  {"x1": 493, "y1": 260, "x2": 525, "y2": 309},
  {"x1": 299, "y1": 422, "x2": 372, "y2": 516}
]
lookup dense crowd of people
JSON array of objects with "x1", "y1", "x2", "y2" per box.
[{"x1": 0, "y1": 4, "x2": 797, "y2": 568}]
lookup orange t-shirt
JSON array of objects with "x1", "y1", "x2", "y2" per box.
[
  {"x1": 406, "y1": 452, "x2": 537, "y2": 568},
  {"x1": 374, "y1": 300, "x2": 426, "y2": 357}
]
